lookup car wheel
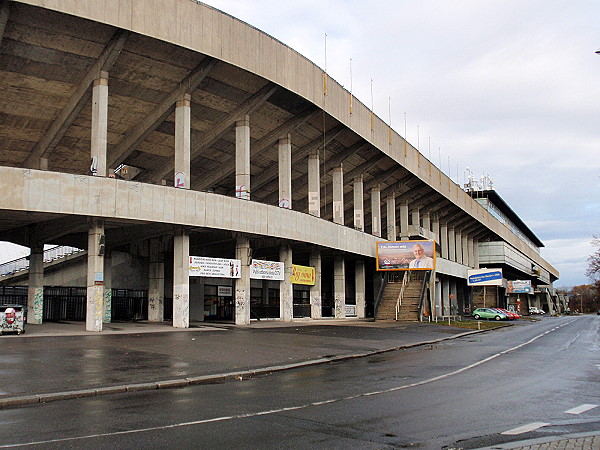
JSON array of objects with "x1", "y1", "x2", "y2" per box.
[
  {"x1": 495, "y1": 316, "x2": 501, "y2": 321},
  {"x1": 474, "y1": 314, "x2": 480, "y2": 319}
]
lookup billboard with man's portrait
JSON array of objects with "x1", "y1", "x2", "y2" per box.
[{"x1": 376, "y1": 240, "x2": 436, "y2": 271}]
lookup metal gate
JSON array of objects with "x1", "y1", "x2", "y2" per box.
[
  {"x1": 44, "y1": 286, "x2": 86, "y2": 321},
  {"x1": 111, "y1": 289, "x2": 148, "y2": 321}
]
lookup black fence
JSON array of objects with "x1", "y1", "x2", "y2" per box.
[{"x1": 0, "y1": 286, "x2": 148, "y2": 322}]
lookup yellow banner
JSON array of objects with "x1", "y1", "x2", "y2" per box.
[{"x1": 291, "y1": 264, "x2": 315, "y2": 285}]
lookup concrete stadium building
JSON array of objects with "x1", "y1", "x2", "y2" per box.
[{"x1": 0, "y1": 0, "x2": 561, "y2": 332}]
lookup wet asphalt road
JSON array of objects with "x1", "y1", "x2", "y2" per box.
[{"x1": 0, "y1": 315, "x2": 598, "y2": 449}]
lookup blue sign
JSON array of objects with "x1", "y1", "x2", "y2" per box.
[{"x1": 468, "y1": 270, "x2": 502, "y2": 285}]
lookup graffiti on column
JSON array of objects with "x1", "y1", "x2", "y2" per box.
[
  {"x1": 33, "y1": 287, "x2": 43, "y2": 323},
  {"x1": 103, "y1": 289, "x2": 112, "y2": 323}
]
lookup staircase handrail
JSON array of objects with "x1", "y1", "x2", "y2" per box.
[
  {"x1": 374, "y1": 272, "x2": 389, "y2": 318},
  {"x1": 417, "y1": 270, "x2": 432, "y2": 321},
  {"x1": 0, "y1": 245, "x2": 83, "y2": 277},
  {"x1": 395, "y1": 270, "x2": 410, "y2": 321}
]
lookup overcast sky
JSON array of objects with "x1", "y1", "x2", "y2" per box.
[
  {"x1": 1, "y1": 1, "x2": 598, "y2": 288},
  {"x1": 200, "y1": 0, "x2": 599, "y2": 287}
]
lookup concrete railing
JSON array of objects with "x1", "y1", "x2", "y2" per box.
[{"x1": 0, "y1": 246, "x2": 83, "y2": 277}]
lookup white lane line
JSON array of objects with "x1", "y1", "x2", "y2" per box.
[
  {"x1": 565, "y1": 404, "x2": 598, "y2": 415},
  {"x1": 501, "y1": 422, "x2": 549, "y2": 435},
  {"x1": 1, "y1": 320, "x2": 578, "y2": 448}
]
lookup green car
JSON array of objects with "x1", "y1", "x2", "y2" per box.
[{"x1": 472, "y1": 308, "x2": 508, "y2": 321}]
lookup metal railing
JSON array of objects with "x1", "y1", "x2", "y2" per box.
[
  {"x1": 395, "y1": 271, "x2": 410, "y2": 321},
  {"x1": 0, "y1": 246, "x2": 83, "y2": 277}
]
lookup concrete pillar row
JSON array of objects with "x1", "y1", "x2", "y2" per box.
[
  {"x1": 411, "y1": 208, "x2": 420, "y2": 229},
  {"x1": 174, "y1": 94, "x2": 191, "y2": 189},
  {"x1": 334, "y1": 254, "x2": 345, "y2": 318},
  {"x1": 280, "y1": 244, "x2": 293, "y2": 321},
  {"x1": 235, "y1": 115, "x2": 251, "y2": 200},
  {"x1": 399, "y1": 201, "x2": 409, "y2": 239},
  {"x1": 148, "y1": 238, "x2": 165, "y2": 322},
  {"x1": 467, "y1": 237, "x2": 475, "y2": 268},
  {"x1": 235, "y1": 236, "x2": 251, "y2": 325},
  {"x1": 27, "y1": 244, "x2": 44, "y2": 325},
  {"x1": 355, "y1": 259, "x2": 366, "y2": 319},
  {"x1": 309, "y1": 248, "x2": 322, "y2": 319},
  {"x1": 473, "y1": 238, "x2": 480, "y2": 269},
  {"x1": 278, "y1": 135, "x2": 292, "y2": 209},
  {"x1": 308, "y1": 153, "x2": 320, "y2": 217},
  {"x1": 90, "y1": 71, "x2": 109, "y2": 177},
  {"x1": 370, "y1": 186, "x2": 381, "y2": 237},
  {"x1": 431, "y1": 216, "x2": 440, "y2": 252},
  {"x1": 332, "y1": 166, "x2": 344, "y2": 224},
  {"x1": 386, "y1": 194, "x2": 396, "y2": 241},
  {"x1": 173, "y1": 227, "x2": 190, "y2": 328},
  {"x1": 353, "y1": 176, "x2": 364, "y2": 231},
  {"x1": 86, "y1": 218, "x2": 105, "y2": 332}
]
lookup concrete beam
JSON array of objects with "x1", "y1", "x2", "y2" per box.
[
  {"x1": 24, "y1": 29, "x2": 129, "y2": 168},
  {"x1": 108, "y1": 57, "x2": 217, "y2": 170}
]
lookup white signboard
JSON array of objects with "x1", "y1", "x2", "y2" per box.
[
  {"x1": 218, "y1": 286, "x2": 233, "y2": 296},
  {"x1": 467, "y1": 268, "x2": 503, "y2": 286},
  {"x1": 250, "y1": 259, "x2": 285, "y2": 280},
  {"x1": 345, "y1": 304, "x2": 357, "y2": 317},
  {"x1": 189, "y1": 256, "x2": 241, "y2": 278}
]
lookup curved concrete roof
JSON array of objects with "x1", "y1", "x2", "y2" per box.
[{"x1": 0, "y1": 0, "x2": 558, "y2": 280}]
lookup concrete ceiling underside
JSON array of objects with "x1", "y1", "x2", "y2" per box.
[{"x1": 0, "y1": 1, "x2": 495, "y2": 247}]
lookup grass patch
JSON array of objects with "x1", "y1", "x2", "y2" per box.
[{"x1": 431, "y1": 319, "x2": 510, "y2": 330}]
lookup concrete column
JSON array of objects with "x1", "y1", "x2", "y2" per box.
[
  {"x1": 399, "y1": 201, "x2": 409, "y2": 239},
  {"x1": 353, "y1": 176, "x2": 364, "y2": 231},
  {"x1": 455, "y1": 231, "x2": 463, "y2": 264},
  {"x1": 462, "y1": 234, "x2": 469, "y2": 267},
  {"x1": 308, "y1": 153, "x2": 320, "y2": 217},
  {"x1": 309, "y1": 248, "x2": 322, "y2": 319},
  {"x1": 411, "y1": 208, "x2": 420, "y2": 230},
  {"x1": 334, "y1": 254, "x2": 345, "y2": 318},
  {"x1": 174, "y1": 94, "x2": 191, "y2": 189},
  {"x1": 278, "y1": 135, "x2": 292, "y2": 209},
  {"x1": 473, "y1": 238, "x2": 480, "y2": 269},
  {"x1": 435, "y1": 274, "x2": 442, "y2": 318},
  {"x1": 235, "y1": 115, "x2": 251, "y2": 200},
  {"x1": 27, "y1": 245, "x2": 44, "y2": 325},
  {"x1": 432, "y1": 215, "x2": 440, "y2": 252},
  {"x1": 173, "y1": 227, "x2": 190, "y2": 328},
  {"x1": 422, "y1": 212, "x2": 431, "y2": 233},
  {"x1": 370, "y1": 186, "x2": 381, "y2": 237},
  {"x1": 103, "y1": 252, "x2": 112, "y2": 323},
  {"x1": 467, "y1": 237, "x2": 475, "y2": 268},
  {"x1": 86, "y1": 218, "x2": 105, "y2": 332},
  {"x1": 235, "y1": 236, "x2": 251, "y2": 325},
  {"x1": 355, "y1": 259, "x2": 366, "y2": 319},
  {"x1": 448, "y1": 228, "x2": 456, "y2": 261},
  {"x1": 440, "y1": 223, "x2": 448, "y2": 259},
  {"x1": 148, "y1": 239, "x2": 165, "y2": 322},
  {"x1": 442, "y1": 276, "x2": 450, "y2": 316},
  {"x1": 280, "y1": 244, "x2": 293, "y2": 321},
  {"x1": 90, "y1": 72, "x2": 108, "y2": 177},
  {"x1": 450, "y1": 279, "x2": 458, "y2": 315},
  {"x1": 332, "y1": 166, "x2": 344, "y2": 224},
  {"x1": 386, "y1": 194, "x2": 396, "y2": 241}
]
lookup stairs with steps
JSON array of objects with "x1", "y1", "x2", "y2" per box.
[{"x1": 376, "y1": 272, "x2": 426, "y2": 321}]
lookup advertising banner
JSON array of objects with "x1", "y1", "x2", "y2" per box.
[
  {"x1": 189, "y1": 256, "x2": 241, "y2": 278},
  {"x1": 376, "y1": 240, "x2": 436, "y2": 271},
  {"x1": 250, "y1": 259, "x2": 285, "y2": 280},
  {"x1": 467, "y1": 268, "x2": 503, "y2": 286},
  {"x1": 507, "y1": 280, "x2": 533, "y2": 294},
  {"x1": 291, "y1": 264, "x2": 315, "y2": 285}
]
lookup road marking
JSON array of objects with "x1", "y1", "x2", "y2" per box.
[
  {"x1": 501, "y1": 422, "x2": 549, "y2": 435},
  {"x1": 0, "y1": 319, "x2": 578, "y2": 448},
  {"x1": 565, "y1": 404, "x2": 598, "y2": 415}
]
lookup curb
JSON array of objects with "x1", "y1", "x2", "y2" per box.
[
  {"x1": 0, "y1": 328, "x2": 491, "y2": 409},
  {"x1": 475, "y1": 430, "x2": 600, "y2": 449}
]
